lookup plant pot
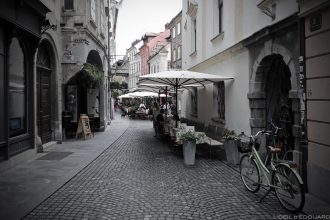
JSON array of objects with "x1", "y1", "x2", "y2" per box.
[
  {"x1": 183, "y1": 141, "x2": 196, "y2": 165},
  {"x1": 224, "y1": 140, "x2": 240, "y2": 165}
]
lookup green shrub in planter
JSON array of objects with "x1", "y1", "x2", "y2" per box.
[
  {"x1": 222, "y1": 129, "x2": 240, "y2": 165},
  {"x1": 222, "y1": 128, "x2": 239, "y2": 141},
  {"x1": 180, "y1": 130, "x2": 205, "y2": 142}
]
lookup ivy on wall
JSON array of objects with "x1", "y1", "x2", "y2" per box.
[{"x1": 81, "y1": 63, "x2": 103, "y2": 88}]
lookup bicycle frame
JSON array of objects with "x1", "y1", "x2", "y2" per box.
[
  {"x1": 241, "y1": 130, "x2": 305, "y2": 212},
  {"x1": 248, "y1": 144, "x2": 304, "y2": 188},
  {"x1": 248, "y1": 146, "x2": 274, "y2": 187}
]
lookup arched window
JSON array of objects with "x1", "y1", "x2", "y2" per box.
[{"x1": 8, "y1": 38, "x2": 26, "y2": 137}]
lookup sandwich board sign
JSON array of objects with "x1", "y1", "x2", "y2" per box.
[{"x1": 76, "y1": 114, "x2": 93, "y2": 139}]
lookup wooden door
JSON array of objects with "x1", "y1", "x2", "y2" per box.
[{"x1": 37, "y1": 68, "x2": 52, "y2": 144}]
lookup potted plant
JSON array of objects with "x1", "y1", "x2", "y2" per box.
[
  {"x1": 180, "y1": 130, "x2": 205, "y2": 165},
  {"x1": 222, "y1": 129, "x2": 240, "y2": 165}
]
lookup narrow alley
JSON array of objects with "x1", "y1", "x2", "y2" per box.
[{"x1": 22, "y1": 118, "x2": 292, "y2": 220}]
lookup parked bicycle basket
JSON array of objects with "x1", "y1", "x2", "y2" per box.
[{"x1": 237, "y1": 133, "x2": 252, "y2": 153}]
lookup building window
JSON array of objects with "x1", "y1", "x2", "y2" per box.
[
  {"x1": 213, "y1": 81, "x2": 225, "y2": 120},
  {"x1": 100, "y1": 0, "x2": 105, "y2": 32},
  {"x1": 172, "y1": 27, "x2": 176, "y2": 39},
  {"x1": 177, "y1": 46, "x2": 181, "y2": 59},
  {"x1": 218, "y1": 0, "x2": 223, "y2": 33},
  {"x1": 191, "y1": 87, "x2": 198, "y2": 116},
  {"x1": 191, "y1": 18, "x2": 197, "y2": 53},
  {"x1": 177, "y1": 22, "x2": 181, "y2": 35},
  {"x1": 173, "y1": 48, "x2": 176, "y2": 61},
  {"x1": 91, "y1": 0, "x2": 96, "y2": 22},
  {"x1": 214, "y1": 0, "x2": 223, "y2": 35},
  {"x1": 64, "y1": 0, "x2": 74, "y2": 10},
  {"x1": 8, "y1": 38, "x2": 26, "y2": 137}
]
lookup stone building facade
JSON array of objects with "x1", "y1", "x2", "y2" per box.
[
  {"x1": 166, "y1": 11, "x2": 182, "y2": 70},
  {"x1": 140, "y1": 30, "x2": 170, "y2": 76},
  {"x1": 127, "y1": 39, "x2": 142, "y2": 91},
  {"x1": 148, "y1": 41, "x2": 171, "y2": 74},
  {"x1": 60, "y1": 0, "x2": 111, "y2": 131},
  {"x1": 0, "y1": 0, "x2": 49, "y2": 161},
  {"x1": 299, "y1": 0, "x2": 330, "y2": 204},
  {"x1": 0, "y1": 0, "x2": 120, "y2": 163}
]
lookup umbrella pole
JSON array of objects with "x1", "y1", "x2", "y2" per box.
[
  {"x1": 165, "y1": 86, "x2": 168, "y2": 120},
  {"x1": 175, "y1": 79, "x2": 178, "y2": 128}
]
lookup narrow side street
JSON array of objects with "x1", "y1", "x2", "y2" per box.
[{"x1": 23, "y1": 118, "x2": 293, "y2": 220}]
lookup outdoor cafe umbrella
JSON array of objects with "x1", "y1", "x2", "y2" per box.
[
  {"x1": 139, "y1": 70, "x2": 234, "y2": 125},
  {"x1": 118, "y1": 93, "x2": 134, "y2": 99},
  {"x1": 128, "y1": 91, "x2": 170, "y2": 98}
]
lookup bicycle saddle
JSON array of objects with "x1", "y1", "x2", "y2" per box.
[{"x1": 267, "y1": 145, "x2": 282, "y2": 153}]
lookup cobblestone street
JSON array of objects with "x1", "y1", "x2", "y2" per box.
[{"x1": 24, "y1": 119, "x2": 293, "y2": 220}]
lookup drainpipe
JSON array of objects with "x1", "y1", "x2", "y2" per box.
[{"x1": 107, "y1": 0, "x2": 113, "y2": 121}]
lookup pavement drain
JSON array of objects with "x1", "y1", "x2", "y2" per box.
[{"x1": 36, "y1": 151, "x2": 73, "y2": 160}]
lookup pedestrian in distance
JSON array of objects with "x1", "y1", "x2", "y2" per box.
[
  {"x1": 155, "y1": 109, "x2": 165, "y2": 137},
  {"x1": 152, "y1": 102, "x2": 160, "y2": 136}
]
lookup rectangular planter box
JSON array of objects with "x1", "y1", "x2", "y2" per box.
[{"x1": 224, "y1": 140, "x2": 240, "y2": 165}]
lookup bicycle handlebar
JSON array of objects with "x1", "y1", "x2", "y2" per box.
[{"x1": 269, "y1": 121, "x2": 284, "y2": 131}]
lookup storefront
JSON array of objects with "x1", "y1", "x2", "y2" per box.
[
  {"x1": 0, "y1": 1, "x2": 49, "y2": 161},
  {"x1": 64, "y1": 50, "x2": 104, "y2": 136}
]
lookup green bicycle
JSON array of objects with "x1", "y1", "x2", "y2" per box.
[{"x1": 239, "y1": 130, "x2": 305, "y2": 213}]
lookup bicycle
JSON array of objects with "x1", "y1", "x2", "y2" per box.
[
  {"x1": 239, "y1": 130, "x2": 305, "y2": 213},
  {"x1": 264, "y1": 121, "x2": 297, "y2": 169}
]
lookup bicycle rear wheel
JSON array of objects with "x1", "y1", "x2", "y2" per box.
[
  {"x1": 272, "y1": 164, "x2": 305, "y2": 213},
  {"x1": 240, "y1": 154, "x2": 260, "y2": 193}
]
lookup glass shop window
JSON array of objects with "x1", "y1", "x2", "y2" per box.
[{"x1": 8, "y1": 38, "x2": 26, "y2": 137}]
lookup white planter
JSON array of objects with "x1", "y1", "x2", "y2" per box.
[
  {"x1": 224, "y1": 140, "x2": 240, "y2": 165},
  {"x1": 183, "y1": 141, "x2": 196, "y2": 165}
]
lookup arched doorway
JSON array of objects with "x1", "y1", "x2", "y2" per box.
[
  {"x1": 36, "y1": 41, "x2": 53, "y2": 144},
  {"x1": 65, "y1": 50, "x2": 103, "y2": 131},
  {"x1": 253, "y1": 54, "x2": 294, "y2": 149}
]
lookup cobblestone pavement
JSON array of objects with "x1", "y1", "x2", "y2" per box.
[{"x1": 24, "y1": 120, "x2": 294, "y2": 220}]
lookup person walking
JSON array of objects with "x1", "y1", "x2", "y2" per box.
[{"x1": 152, "y1": 102, "x2": 160, "y2": 136}]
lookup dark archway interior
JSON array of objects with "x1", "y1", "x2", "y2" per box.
[
  {"x1": 65, "y1": 50, "x2": 103, "y2": 132},
  {"x1": 261, "y1": 54, "x2": 292, "y2": 125},
  {"x1": 257, "y1": 53, "x2": 294, "y2": 152}
]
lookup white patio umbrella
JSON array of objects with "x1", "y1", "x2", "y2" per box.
[
  {"x1": 118, "y1": 93, "x2": 134, "y2": 99},
  {"x1": 129, "y1": 91, "x2": 160, "y2": 97},
  {"x1": 138, "y1": 70, "x2": 233, "y2": 87},
  {"x1": 139, "y1": 70, "x2": 234, "y2": 125}
]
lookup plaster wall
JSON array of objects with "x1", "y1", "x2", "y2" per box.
[
  {"x1": 182, "y1": 48, "x2": 250, "y2": 135},
  {"x1": 182, "y1": 0, "x2": 299, "y2": 70}
]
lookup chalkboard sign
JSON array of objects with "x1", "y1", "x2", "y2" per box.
[{"x1": 76, "y1": 114, "x2": 93, "y2": 139}]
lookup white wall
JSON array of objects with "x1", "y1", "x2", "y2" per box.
[
  {"x1": 180, "y1": 0, "x2": 299, "y2": 134},
  {"x1": 182, "y1": 48, "x2": 251, "y2": 135},
  {"x1": 182, "y1": 0, "x2": 299, "y2": 70}
]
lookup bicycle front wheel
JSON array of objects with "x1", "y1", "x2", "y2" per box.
[
  {"x1": 272, "y1": 164, "x2": 305, "y2": 213},
  {"x1": 240, "y1": 154, "x2": 260, "y2": 193}
]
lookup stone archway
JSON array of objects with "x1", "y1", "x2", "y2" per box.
[
  {"x1": 249, "y1": 51, "x2": 300, "y2": 151},
  {"x1": 66, "y1": 50, "x2": 104, "y2": 131},
  {"x1": 36, "y1": 40, "x2": 55, "y2": 144}
]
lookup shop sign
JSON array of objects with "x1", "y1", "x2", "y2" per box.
[{"x1": 310, "y1": 13, "x2": 322, "y2": 32}]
